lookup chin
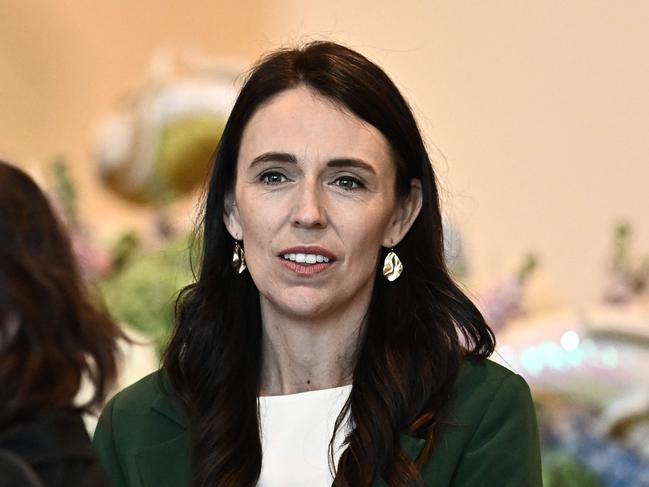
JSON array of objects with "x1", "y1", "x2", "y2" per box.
[
  {"x1": 264, "y1": 290, "x2": 334, "y2": 321},
  {"x1": 282, "y1": 300, "x2": 332, "y2": 320}
]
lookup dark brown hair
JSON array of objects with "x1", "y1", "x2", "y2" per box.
[
  {"x1": 0, "y1": 161, "x2": 122, "y2": 424},
  {"x1": 164, "y1": 41, "x2": 495, "y2": 486}
]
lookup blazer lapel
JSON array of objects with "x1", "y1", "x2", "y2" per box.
[
  {"x1": 136, "y1": 389, "x2": 191, "y2": 487},
  {"x1": 399, "y1": 433, "x2": 426, "y2": 460},
  {"x1": 368, "y1": 434, "x2": 426, "y2": 487},
  {"x1": 136, "y1": 432, "x2": 190, "y2": 487},
  {"x1": 137, "y1": 390, "x2": 426, "y2": 487}
]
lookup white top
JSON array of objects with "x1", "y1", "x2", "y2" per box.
[{"x1": 257, "y1": 385, "x2": 353, "y2": 487}]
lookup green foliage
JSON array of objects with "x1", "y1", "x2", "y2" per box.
[
  {"x1": 99, "y1": 236, "x2": 194, "y2": 354},
  {"x1": 542, "y1": 451, "x2": 604, "y2": 487},
  {"x1": 52, "y1": 159, "x2": 78, "y2": 223}
]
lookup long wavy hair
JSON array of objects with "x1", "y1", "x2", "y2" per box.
[
  {"x1": 163, "y1": 41, "x2": 495, "y2": 486},
  {"x1": 0, "y1": 161, "x2": 122, "y2": 426}
]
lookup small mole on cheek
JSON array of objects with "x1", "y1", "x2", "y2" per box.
[{"x1": 307, "y1": 380, "x2": 311, "y2": 385}]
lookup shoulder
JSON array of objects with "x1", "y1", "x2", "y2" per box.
[
  {"x1": 421, "y1": 358, "x2": 542, "y2": 486},
  {"x1": 447, "y1": 357, "x2": 535, "y2": 431},
  {"x1": 97, "y1": 370, "x2": 186, "y2": 441},
  {"x1": 93, "y1": 370, "x2": 188, "y2": 487},
  {"x1": 103, "y1": 371, "x2": 164, "y2": 420},
  {"x1": 453, "y1": 357, "x2": 529, "y2": 406}
]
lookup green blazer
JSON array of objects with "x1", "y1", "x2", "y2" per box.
[{"x1": 93, "y1": 359, "x2": 542, "y2": 486}]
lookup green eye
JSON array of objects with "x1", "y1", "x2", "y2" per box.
[
  {"x1": 261, "y1": 172, "x2": 288, "y2": 184},
  {"x1": 334, "y1": 176, "x2": 363, "y2": 190}
]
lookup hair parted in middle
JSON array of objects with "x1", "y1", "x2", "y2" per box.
[{"x1": 163, "y1": 40, "x2": 495, "y2": 487}]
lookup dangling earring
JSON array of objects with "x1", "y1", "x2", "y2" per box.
[
  {"x1": 382, "y1": 248, "x2": 403, "y2": 282},
  {"x1": 232, "y1": 240, "x2": 246, "y2": 274}
]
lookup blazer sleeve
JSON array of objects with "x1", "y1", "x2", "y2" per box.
[
  {"x1": 451, "y1": 373, "x2": 543, "y2": 486},
  {"x1": 93, "y1": 397, "x2": 129, "y2": 487}
]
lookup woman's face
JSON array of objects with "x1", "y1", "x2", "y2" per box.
[{"x1": 225, "y1": 86, "x2": 421, "y2": 322}]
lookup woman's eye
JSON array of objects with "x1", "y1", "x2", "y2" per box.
[
  {"x1": 260, "y1": 172, "x2": 288, "y2": 185},
  {"x1": 333, "y1": 176, "x2": 364, "y2": 190}
]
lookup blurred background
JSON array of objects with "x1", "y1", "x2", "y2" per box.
[{"x1": 2, "y1": 1, "x2": 648, "y2": 485}]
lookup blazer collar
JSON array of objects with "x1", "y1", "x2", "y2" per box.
[
  {"x1": 151, "y1": 390, "x2": 188, "y2": 429},
  {"x1": 399, "y1": 433, "x2": 426, "y2": 461},
  {"x1": 140, "y1": 388, "x2": 426, "y2": 487},
  {"x1": 135, "y1": 389, "x2": 190, "y2": 487},
  {"x1": 368, "y1": 435, "x2": 425, "y2": 487},
  {"x1": 136, "y1": 430, "x2": 190, "y2": 487}
]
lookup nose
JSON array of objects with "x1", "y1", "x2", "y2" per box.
[{"x1": 291, "y1": 179, "x2": 327, "y2": 228}]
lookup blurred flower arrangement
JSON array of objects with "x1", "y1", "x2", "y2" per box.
[
  {"x1": 50, "y1": 160, "x2": 194, "y2": 353},
  {"x1": 70, "y1": 48, "x2": 239, "y2": 353},
  {"x1": 602, "y1": 222, "x2": 649, "y2": 305},
  {"x1": 93, "y1": 47, "x2": 238, "y2": 206},
  {"x1": 539, "y1": 401, "x2": 649, "y2": 487},
  {"x1": 484, "y1": 222, "x2": 649, "y2": 486},
  {"x1": 51, "y1": 161, "x2": 115, "y2": 280},
  {"x1": 42, "y1": 49, "x2": 243, "y2": 354},
  {"x1": 478, "y1": 253, "x2": 538, "y2": 333}
]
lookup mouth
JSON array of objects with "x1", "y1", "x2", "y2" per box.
[
  {"x1": 282, "y1": 252, "x2": 331, "y2": 264},
  {"x1": 277, "y1": 246, "x2": 337, "y2": 274}
]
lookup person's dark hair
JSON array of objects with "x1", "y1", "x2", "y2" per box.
[
  {"x1": 163, "y1": 41, "x2": 495, "y2": 486},
  {"x1": 0, "y1": 161, "x2": 122, "y2": 425}
]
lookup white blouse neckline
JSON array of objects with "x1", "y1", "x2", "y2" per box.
[{"x1": 257, "y1": 383, "x2": 353, "y2": 487}]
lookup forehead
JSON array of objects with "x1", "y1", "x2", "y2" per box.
[{"x1": 238, "y1": 86, "x2": 393, "y2": 169}]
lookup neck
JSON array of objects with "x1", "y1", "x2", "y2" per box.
[{"x1": 258, "y1": 303, "x2": 365, "y2": 396}]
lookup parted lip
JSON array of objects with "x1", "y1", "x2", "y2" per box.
[{"x1": 278, "y1": 246, "x2": 337, "y2": 261}]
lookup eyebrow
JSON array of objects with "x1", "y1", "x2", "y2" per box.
[
  {"x1": 249, "y1": 151, "x2": 376, "y2": 175},
  {"x1": 249, "y1": 152, "x2": 297, "y2": 166}
]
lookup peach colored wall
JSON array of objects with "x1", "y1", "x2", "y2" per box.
[
  {"x1": 0, "y1": 0, "x2": 262, "y2": 160},
  {"x1": 2, "y1": 1, "x2": 648, "y2": 307}
]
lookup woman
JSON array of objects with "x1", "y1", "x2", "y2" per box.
[
  {"x1": 0, "y1": 161, "x2": 121, "y2": 486},
  {"x1": 94, "y1": 42, "x2": 542, "y2": 486}
]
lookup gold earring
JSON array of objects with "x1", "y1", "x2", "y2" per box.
[
  {"x1": 382, "y1": 248, "x2": 403, "y2": 282},
  {"x1": 232, "y1": 240, "x2": 246, "y2": 274}
]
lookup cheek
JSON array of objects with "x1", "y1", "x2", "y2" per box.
[
  {"x1": 237, "y1": 193, "x2": 266, "y2": 238},
  {"x1": 344, "y1": 213, "x2": 392, "y2": 264},
  {"x1": 241, "y1": 228, "x2": 277, "y2": 293},
  {"x1": 351, "y1": 204, "x2": 394, "y2": 241},
  {"x1": 239, "y1": 207, "x2": 276, "y2": 264}
]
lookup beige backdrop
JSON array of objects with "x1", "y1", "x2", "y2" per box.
[{"x1": 2, "y1": 0, "x2": 648, "y2": 308}]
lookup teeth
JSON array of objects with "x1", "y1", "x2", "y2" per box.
[{"x1": 282, "y1": 253, "x2": 331, "y2": 264}]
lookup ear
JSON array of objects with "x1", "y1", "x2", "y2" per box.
[
  {"x1": 382, "y1": 178, "x2": 423, "y2": 247},
  {"x1": 223, "y1": 190, "x2": 243, "y2": 240}
]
